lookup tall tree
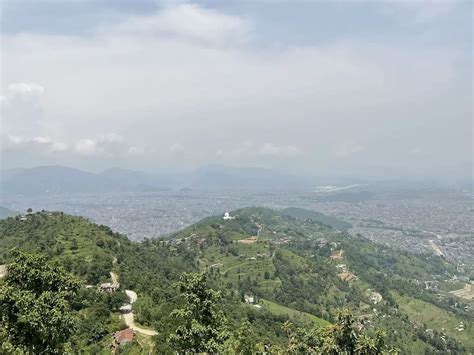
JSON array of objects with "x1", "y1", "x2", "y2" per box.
[
  {"x1": 169, "y1": 272, "x2": 228, "y2": 353},
  {"x1": 283, "y1": 309, "x2": 399, "y2": 354},
  {"x1": 0, "y1": 251, "x2": 80, "y2": 354}
]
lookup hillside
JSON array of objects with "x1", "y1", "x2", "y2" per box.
[
  {"x1": 0, "y1": 212, "x2": 128, "y2": 284},
  {"x1": 1, "y1": 208, "x2": 473, "y2": 353},
  {"x1": 0, "y1": 211, "x2": 195, "y2": 353},
  {"x1": 170, "y1": 207, "x2": 473, "y2": 353},
  {"x1": 282, "y1": 207, "x2": 352, "y2": 229}
]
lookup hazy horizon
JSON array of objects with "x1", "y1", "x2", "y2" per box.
[{"x1": 1, "y1": 0, "x2": 472, "y2": 181}]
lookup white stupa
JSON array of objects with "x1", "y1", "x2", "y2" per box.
[{"x1": 223, "y1": 212, "x2": 235, "y2": 220}]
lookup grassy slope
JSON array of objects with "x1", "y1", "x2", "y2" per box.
[
  {"x1": 395, "y1": 293, "x2": 474, "y2": 349},
  {"x1": 260, "y1": 299, "x2": 329, "y2": 327}
]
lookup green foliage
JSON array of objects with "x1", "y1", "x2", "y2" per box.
[
  {"x1": 1, "y1": 207, "x2": 472, "y2": 353},
  {"x1": 170, "y1": 272, "x2": 229, "y2": 352},
  {"x1": 224, "y1": 320, "x2": 261, "y2": 354},
  {"x1": 0, "y1": 251, "x2": 80, "y2": 354},
  {"x1": 283, "y1": 309, "x2": 399, "y2": 354},
  {"x1": 0, "y1": 212, "x2": 127, "y2": 284},
  {"x1": 283, "y1": 207, "x2": 352, "y2": 229}
]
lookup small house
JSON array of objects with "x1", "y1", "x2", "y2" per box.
[
  {"x1": 100, "y1": 282, "x2": 119, "y2": 293},
  {"x1": 112, "y1": 328, "x2": 134, "y2": 349}
]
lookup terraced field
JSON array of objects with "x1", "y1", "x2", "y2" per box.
[
  {"x1": 260, "y1": 299, "x2": 329, "y2": 327},
  {"x1": 394, "y1": 293, "x2": 474, "y2": 349}
]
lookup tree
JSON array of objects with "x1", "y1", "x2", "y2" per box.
[
  {"x1": 26, "y1": 208, "x2": 33, "y2": 213},
  {"x1": 169, "y1": 272, "x2": 228, "y2": 353},
  {"x1": 0, "y1": 251, "x2": 80, "y2": 354},
  {"x1": 224, "y1": 320, "x2": 260, "y2": 354},
  {"x1": 283, "y1": 309, "x2": 399, "y2": 354}
]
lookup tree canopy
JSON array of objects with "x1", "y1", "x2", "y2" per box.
[
  {"x1": 170, "y1": 272, "x2": 229, "y2": 353},
  {"x1": 0, "y1": 251, "x2": 80, "y2": 354}
]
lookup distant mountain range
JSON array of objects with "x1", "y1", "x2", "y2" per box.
[
  {"x1": 0, "y1": 206, "x2": 19, "y2": 219},
  {"x1": 0, "y1": 165, "x2": 314, "y2": 196}
]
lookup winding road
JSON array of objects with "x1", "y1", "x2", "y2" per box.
[
  {"x1": 112, "y1": 267, "x2": 158, "y2": 336},
  {"x1": 122, "y1": 309, "x2": 158, "y2": 336}
]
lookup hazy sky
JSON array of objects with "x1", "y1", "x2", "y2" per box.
[{"x1": 1, "y1": 0, "x2": 472, "y2": 180}]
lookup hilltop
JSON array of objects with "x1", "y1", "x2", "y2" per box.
[{"x1": 0, "y1": 208, "x2": 473, "y2": 353}]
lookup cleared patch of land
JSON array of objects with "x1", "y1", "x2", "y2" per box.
[
  {"x1": 450, "y1": 283, "x2": 474, "y2": 301},
  {"x1": 260, "y1": 299, "x2": 329, "y2": 327}
]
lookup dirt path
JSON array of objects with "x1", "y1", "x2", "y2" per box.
[
  {"x1": 110, "y1": 257, "x2": 157, "y2": 336},
  {"x1": 0, "y1": 264, "x2": 7, "y2": 278},
  {"x1": 122, "y1": 312, "x2": 158, "y2": 336},
  {"x1": 110, "y1": 271, "x2": 119, "y2": 284},
  {"x1": 125, "y1": 290, "x2": 138, "y2": 304}
]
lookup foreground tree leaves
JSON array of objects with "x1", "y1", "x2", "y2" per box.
[
  {"x1": 0, "y1": 251, "x2": 80, "y2": 354},
  {"x1": 169, "y1": 272, "x2": 229, "y2": 353},
  {"x1": 282, "y1": 309, "x2": 399, "y2": 354}
]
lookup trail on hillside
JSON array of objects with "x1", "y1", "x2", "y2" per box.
[
  {"x1": 0, "y1": 264, "x2": 7, "y2": 278},
  {"x1": 111, "y1": 261, "x2": 157, "y2": 336},
  {"x1": 122, "y1": 311, "x2": 158, "y2": 336},
  {"x1": 110, "y1": 271, "x2": 119, "y2": 284}
]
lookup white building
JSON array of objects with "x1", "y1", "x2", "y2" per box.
[{"x1": 223, "y1": 212, "x2": 235, "y2": 220}]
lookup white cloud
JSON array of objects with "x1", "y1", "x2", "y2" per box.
[
  {"x1": 0, "y1": 2, "x2": 470, "y2": 177},
  {"x1": 75, "y1": 138, "x2": 97, "y2": 155},
  {"x1": 50, "y1": 141, "x2": 68, "y2": 152},
  {"x1": 382, "y1": 1, "x2": 458, "y2": 25},
  {"x1": 74, "y1": 133, "x2": 145, "y2": 158},
  {"x1": 3, "y1": 134, "x2": 68, "y2": 154},
  {"x1": 105, "y1": 3, "x2": 252, "y2": 45},
  {"x1": 8, "y1": 82, "x2": 44, "y2": 96},
  {"x1": 32, "y1": 136, "x2": 51, "y2": 144}
]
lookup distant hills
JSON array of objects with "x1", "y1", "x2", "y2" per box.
[
  {"x1": 0, "y1": 165, "x2": 314, "y2": 196},
  {"x1": 282, "y1": 207, "x2": 352, "y2": 229},
  {"x1": 189, "y1": 165, "x2": 312, "y2": 190},
  {"x1": 0, "y1": 206, "x2": 19, "y2": 219}
]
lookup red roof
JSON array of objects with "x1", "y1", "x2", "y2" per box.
[{"x1": 114, "y1": 328, "x2": 134, "y2": 344}]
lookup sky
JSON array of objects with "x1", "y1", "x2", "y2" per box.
[{"x1": 1, "y1": 0, "x2": 472, "y2": 180}]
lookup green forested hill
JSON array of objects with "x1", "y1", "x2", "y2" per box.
[
  {"x1": 0, "y1": 208, "x2": 472, "y2": 353},
  {"x1": 0, "y1": 212, "x2": 128, "y2": 284},
  {"x1": 170, "y1": 207, "x2": 473, "y2": 353},
  {"x1": 282, "y1": 207, "x2": 352, "y2": 229}
]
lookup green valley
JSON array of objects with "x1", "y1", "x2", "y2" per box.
[{"x1": 0, "y1": 207, "x2": 472, "y2": 353}]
